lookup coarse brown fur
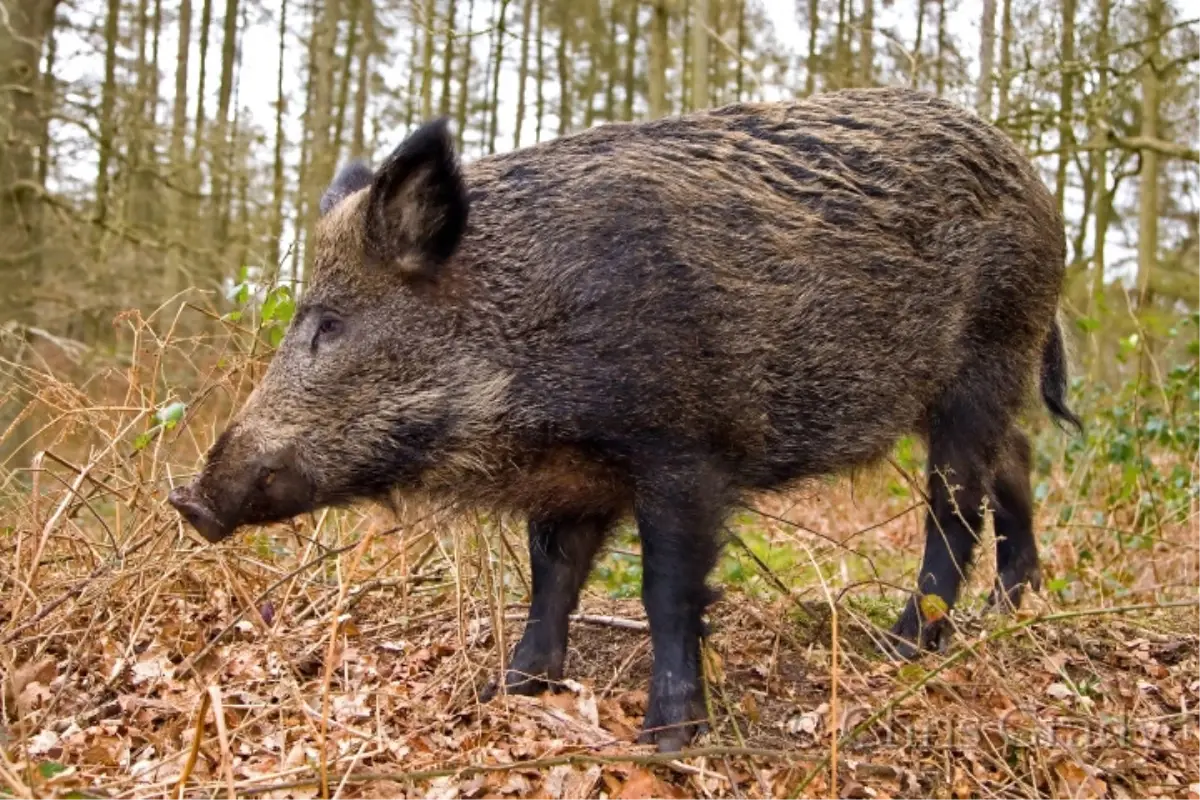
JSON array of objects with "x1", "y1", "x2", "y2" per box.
[{"x1": 169, "y1": 87, "x2": 1081, "y2": 752}]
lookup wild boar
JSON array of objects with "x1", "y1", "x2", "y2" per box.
[{"x1": 169, "y1": 87, "x2": 1080, "y2": 752}]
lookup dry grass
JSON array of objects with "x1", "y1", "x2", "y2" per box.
[{"x1": 1, "y1": 303, "x2": 1197, "y2": 799}]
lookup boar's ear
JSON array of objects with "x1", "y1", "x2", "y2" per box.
[{"x1": 363, "y1": 118, "x2": 468, "y2": 280}]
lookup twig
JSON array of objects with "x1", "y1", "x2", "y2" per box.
[
  {"x1": 208, "y1": 686, "x2": 237, "y2": 800},
  {"x1": 175, "y1": 689, "x2": 212, "y2": 799},
  {"x1": 320, "y1": 527, "x2": 378, "y2": 798},
  {"x1": 571, "y1": 613, "x2": 650, "y2": 632}
]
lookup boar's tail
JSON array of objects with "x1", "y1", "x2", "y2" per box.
[{"x1": 1040, "y1": 318, "x2": 1083, "y2": 434}]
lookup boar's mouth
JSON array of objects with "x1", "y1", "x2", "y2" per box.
[
  {"x1": 168, "y1": 484, "x2": 232, "y2": 543},
  {"x1": 168, "y1": 443, "x2": 318, "y2": 543}
]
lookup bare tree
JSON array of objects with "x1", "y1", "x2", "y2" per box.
[
  {"x1": 859, "y1": 0, "x2": 874, "y2": 86},
  {"x1": 0, "y1": 0, "x2": 57, "y2": 320},
  {"x1": 804, "y1": 0, "x2": 819, "y2": 94},
  {"x1": 440, "y1": 0, "x2": 456, "y2": 116},
  {"x1": 977, "y1": 0, "x2": 996, "y2": 116},
  {"x1": 489, "y1": 0, "x2": 511, "y2": 151},
  {"x1": 649, "y1": 0, "x2": 669, "y2": 118},
  {"x1": 1136, "y1": 0, "x2": 1164, "y2": 310},
  {"x1": 692, "y1": 0, "x2": 709, "y2": 108},
  {"x1": 269, "y1": 0, "x2": 288, "y2": 268},
  {"x1": 95, "y1": 0, "x2": 120, "y2": 224},
  {"x1": 625, "y1": 0, "x2": 640, "y2": 118},
  {"x1": 1054, "y1": 0, "x2": 1077, "y2": 212},
  {"x1": 514, "y1": 0, "x2": 534, "y2": 146},
  {"x1": 302, "y1": 0, "x2": 343, "y2": 277}
]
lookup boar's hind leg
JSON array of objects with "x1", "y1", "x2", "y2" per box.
[
  {"x1": 634, "y1": 460, "x2": 726, "y2": 752},
  {"x1": 889, "y1": 401, "x2": 1000, "y2": 659},
  {"x1": 482, "y1": 512, "x2": 614, "y2": 700},
  {"x1": 988, "y1": 427, "x2": 1040, "y2": 611}
]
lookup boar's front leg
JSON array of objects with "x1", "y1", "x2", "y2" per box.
[
  {"x1": 483, "y1": 512, "x2": 613, "y2": 699},
  {"x1": 634, "y1": 459, "x2": 726, "y2": 752}
]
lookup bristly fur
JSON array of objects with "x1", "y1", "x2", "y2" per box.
[
  {"x1": 178, "y1": 87, "x2": 1081, "y2": 751},
  {"x1": 320, "y1": 161, "x2": 373, "y2": 216}
]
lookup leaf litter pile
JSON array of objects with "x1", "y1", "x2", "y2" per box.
[{"x1": 2, "y1": 309, "x2": 1198, "y2": 799}]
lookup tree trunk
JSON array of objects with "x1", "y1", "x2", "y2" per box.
[
  {"x1": 735, "y1": 0, "x2": 745, "y2": 99},
  {"x1": 405, "y1": 10, "x2": 420, "y2": 130},
  {"x1": 169, "y1": 0, "x2": 192, "y2": 183},
  {"x1": 37, "y1": 11, "x2": 58, "y2": 189},
  {"x1": 193, "y1": 0, "x2": 213, "y2": 169},
  {"x1": 514, "y1": 0, "x2": 534, "y2": 146},
  {"x1": 1087, "y1": 0, "x2": 1111, "y2": 358},
  {"x1": 805, "y1": 0, "x2": 819, "y2": 94},
  {"x1": 557, "y1": 11, "x2": 571, "y2": 134},
  {"x1": 582, "y1": 3, "x2": 601, "y2": 127},
  {"x1": 1053, "y1": 0, "x2": 1076, "y2": 213},
  {"x1": 535, "y1": 0, "x2": 545, "y2": 140},
  {"x1": 488, "y1": 0, "x2": 509, "y2": 152},
  {"x1": 419, "y1": 0, "x2": 436, "y2": 119},
  {"x1": 291, "y1": 5, "x2": 316, "y2": 287},
  {"x1": 95, "y1": 0, "x2": 120, "y2": 224},
  {"x1": 0, "y1": 0, "x2": 55, "y2": 472},
  {"x1": 352, "y1": 3, "x2": 373, "y2": 157},
  {"x1": 834, "y1": 0, "x2": 848, "y2": 89},
  {"x1": 648, "y1": 0, "x2": 668, "y2": 118},
  {"x1": 302, "y1": 0, "x2": 343, "y2": 278},
  {"x1": 269, "y1": 0, "x2": 288, "y2": 268},
  {"x1": 858, "y1": 0, "x2": 873, "y2": 86},
  {"x1": 1136, "y1": 0, "x2": 1162, "y2": 312},
  {"x1": 126, "y1": 0, "x2": 163, "y2": 228},
  {"x1": 454, "y1": 0, "x2": 474, "y2": 149},
  {"x1": 149, "y1": 0, "x2": 162, "y2": 113},
  {"x1": 710, "y1": 0, "x2": 722, "y2": 104},
  {"x1": 681, "y1": 0, "x2": 690, "y2": 108},
  {"x1": 624, "y1": 0, "x2": 639, "y2": 118},
  {"x1": 439, "y1": 0, "x2": 456, "y2": 116},
  {"x1": 0, "y1": 0, "x2": 56, "y2": 323},
  {"x1": 332, "y1": 0, "x2": 363, "y2": 159},
  {"x1": 911, "y1": 0, "x2": 925, "y2": 88},
  {"x1": 603, "y1": 0, "x2": 619, "y2": 120},
  {"x1": 996, "y1": 0, "x2": 1013, "y2": 122},
  {"x1": 210, "y1": 0, "x2": 240, "y2": 241},
  {"x1": 934, "y1": 0, "x2": 946, "y2": 94},
  {"x1": 976, "y1": 0, "x2": 996, "y2": 117},
  {"x1": 692, "y1": 0, "x2": 708, "y2": 109}
]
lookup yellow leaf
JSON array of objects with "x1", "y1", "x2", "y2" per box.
[{"x1": 919, "y1": 594, "x2": 948, "y2": 622}]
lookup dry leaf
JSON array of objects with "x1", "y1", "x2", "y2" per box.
[
  {"x1": 1054, "y1": 760, "x2": 1108, "y2": 799},
  {"x1": 618, "y1": 768, "x2": 665, "y2": 799}
]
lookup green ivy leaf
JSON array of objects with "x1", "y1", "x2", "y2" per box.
[
  {"x1": 154, "y1": 402, "x2": 187, "y2": 429},
  {"x1": 1046, "y1": 576, "x2": 1070, "y2": 593},
  {"x1": 261, "y1": 285, "x2": 295, "y2": 325}
]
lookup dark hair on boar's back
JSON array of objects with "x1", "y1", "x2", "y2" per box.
[{"x1": 169, "y1": 87, "x2": 1081, "y2": 752}]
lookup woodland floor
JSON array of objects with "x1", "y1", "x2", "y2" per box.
[{"x1": 4, "y1": 477, "x2": 1198, "y2": 799}]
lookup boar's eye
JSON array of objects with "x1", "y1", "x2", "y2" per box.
[{"x1": 311, "y1": 315, "x2": 344, "y2": 352}]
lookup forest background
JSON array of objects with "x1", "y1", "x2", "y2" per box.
[{"x1": 0, "y1": 0, "x2": 1197, "y2": 796}]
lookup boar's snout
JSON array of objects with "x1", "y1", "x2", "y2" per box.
[
  {"x1": 168, "y1": 484, "x2": 229, "y2": 543},
  {"x1": 169, "y1": 431, "x2": 314, "y2": 543}
]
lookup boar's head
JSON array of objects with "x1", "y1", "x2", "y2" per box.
[{"x1": 169, "y1": 119, "x2": 490, "y2": 542}]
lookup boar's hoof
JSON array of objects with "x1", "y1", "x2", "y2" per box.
[
  {"x1": 986, "y1": 565, "x2": 1042, "y2": 613},
  {"x1": 884, "y1": 599, "x2": 953, "y2": 661},
  {"x1": 480, "y1": 671, "x2": 554, "y2": 702},
  {"x1": 638, "y1": 678, "x2": 708, "y2": 753}
]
